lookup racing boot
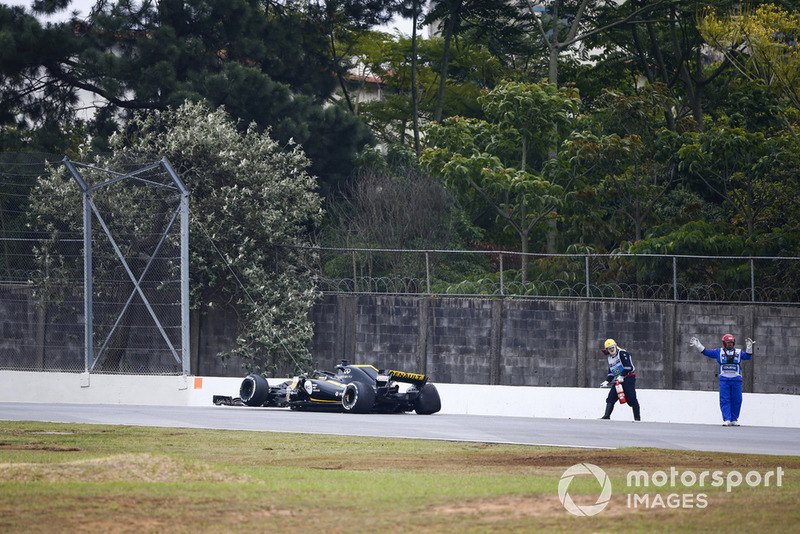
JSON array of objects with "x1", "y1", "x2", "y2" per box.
[{"x1": 600, "y1": 402, "x2": 614, "y2": 420}]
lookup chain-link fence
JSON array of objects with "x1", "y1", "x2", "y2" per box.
[
  {"x1": 282, "y1": 246, "x2": 800, "y2": 304},
  {"x1": 0, "y1": 153, "x2": 188, "y2": 374}
]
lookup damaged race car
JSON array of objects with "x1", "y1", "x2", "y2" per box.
[{"x1": 213, "y1": 360, "x2": 441, "y2": 415}]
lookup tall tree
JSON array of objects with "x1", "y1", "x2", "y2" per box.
[
  {"x1": 396, "y1": 0, "x2": 425, "y2": 154},
  {"x1": 425, "y1": 0, "x2": 524, "y2": 122},
  {"x1": 677, "y1": 127, "x2": 796, "y2": 238},
  {"x1": 29, "y1": 100, "x2": 323, "y2": 374},
  {"x1": 0, "y1": 4, "x2": 85, "y2": 153},
  {"x1": 0, "y1": 0, "x2": 382, "y2": 194},
  {"x1": 588, "y1": 0, "x2": 778, "y2": 131},
  {"x1": 421, "y1": 82, "x2": 582, "y2": 281},
  {"x1": 699, "y1": 3, "x2": 800, "y2": 138},
  {"x1": 519, "y1": 0, "x2": 663, "y2": 86}
]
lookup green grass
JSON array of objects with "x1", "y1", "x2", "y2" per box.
[{"x1": 1, "y1": 421, "x2": 797, "y2": 532}]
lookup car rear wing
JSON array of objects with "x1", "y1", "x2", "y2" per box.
[{"x1": 387, "y1": 370, "x2": 428, "y2": 387}]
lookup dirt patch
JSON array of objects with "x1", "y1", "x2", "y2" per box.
[
  {"x1": 432, "y1": 496, "x2": 564, "y2": 517},
  {"x1": 0, "y1": 442, "x2": 82, "y2": 452},
  {"x1": 291, "y1": 447, "x2": 800, "y2": 474},
  {"x1": 0, "y1": 428, "x2": 105, "y2": 435},
  {"x1": 429, "y1": 494, "x2": 637, "y2": 519},
  {"x1": 0, "y1": 453, "x2": 264, "y2": 484}
]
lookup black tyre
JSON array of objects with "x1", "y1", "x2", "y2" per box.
[
  {"x1": 341, "y1": 381, "x2": 375, "y2": 413},
  {"x1": 414, "y1": 383, "x2": 441, "y2": 414},
  {"x1": 240, "y1": 374, "x2": 270, "y2": 407}
]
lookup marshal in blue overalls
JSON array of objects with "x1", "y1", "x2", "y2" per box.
[{"x1": 690, "y1": 334, "x2": 754, "y2": 426}]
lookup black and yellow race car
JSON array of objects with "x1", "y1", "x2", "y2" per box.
[{"x1": 213, "y1": 360, "x2": 441, "y2": 415}]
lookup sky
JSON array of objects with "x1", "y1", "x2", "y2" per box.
[
  {"x1": 6, "y1": 0, "x2": 96, "y2": 22},
  {"x1": 6, "y1": 0, "x2": 414, "y2": 34}
]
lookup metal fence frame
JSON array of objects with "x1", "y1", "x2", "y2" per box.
[{"x1": 62, "y1": 157, "x2": 190, "y2": 374}]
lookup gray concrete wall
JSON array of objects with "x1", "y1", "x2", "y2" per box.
[
  {"x1": 309, "y1": 295, "x2": 800, "y2": 395},
  {"x1": 3, "y1": 285, "x2": 798, "y2": 394}
]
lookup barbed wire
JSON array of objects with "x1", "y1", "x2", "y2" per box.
[{"x1": 283, "y1": 245, "x2": 800, "y2": 305}]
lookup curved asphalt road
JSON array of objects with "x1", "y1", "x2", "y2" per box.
[{"x1": 1, "y1": 402, "x2": 798, "y2": 456}]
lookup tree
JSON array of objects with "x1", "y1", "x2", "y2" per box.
[
  {"x1": 516, "y1": 0, "x2": 665, "y2": 87},
  {"x1": 677, "y1": 127, "x2": 797, "y2": 238},
  {"x1": 421, "y1": 81, "x2": 582, "y2": 281},
  {"x1": 524, "y1": 0, "x2": 595, "y2": 86},
  {"x1": 0, "y1": 4, "x2": 86, "y2": 154},
  {"x1": 0, "y1": 0, "x2": 377, "y2": 194},
  {"x1": 354, "y1": 32, "x2": 504, "y2": 148},
  {"x1": 558, "y1": 88, "x2": 681, "y2": 247},
  {"x1": 397, "y1": 0, "x2": 425, "y2": 154},
  {"x1": 589, "y1": 0, "x2": 752, "y2": 131},
  {"x1": 425, "y1": 0, "x2": 525, "y2": 122},
  {"x1": 29, "y1": 100, "x2": 323, "y2": 375},
  {"x1": 325, "y1": 146, "x2": 461, "y2": 251},
  {"x1": 699, "y1": 4, "x2": 800, "y2": 137},
  {"x1": 564, "y1": 130, "x2": 680, "y2": 244}
]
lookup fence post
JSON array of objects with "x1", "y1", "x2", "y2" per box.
[
  {"x1": 499, "y1": 254, "x2": 504, "y2": 296},
  {"x1": 162, "y1": 157, "x2": 191, "y2": 376},
  {"x1": 750, "y1": 258, "x2": 755, "y2": 302},
  {"x1": 62, "y1": 158, "x2": 93, "y2": 374},
  {"x1": 352, "y1": 250, "x2": 357, "y2": 293},
  {"x1": 673, "y1": 256, "x2": 677, "y2": 301},
  {"x1": 585, "y1": 256, "x2": 590, "y2": 298},
  {"x1": 425, "y1": 251, "x2": 430, "y2": 294}
]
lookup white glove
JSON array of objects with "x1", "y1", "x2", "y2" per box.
[
  {"x1": 745, "y1": 338, "x2": 755, "y2": 354},
  {"x1": 616, "y1": 376, "x2": 624, "y2": 384},
  {"x1": 600, "y1": 381, "x2": 609, "y2": 388},
  {"x1": 690, "y1": 337, "x2": 705, "y2": 352}
]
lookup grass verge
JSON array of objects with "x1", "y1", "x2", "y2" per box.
[{"x1": 1, "y1": 421, "x2": 797, "y2": 532}]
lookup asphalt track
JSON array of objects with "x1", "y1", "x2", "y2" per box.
[{"x1": 1, "y1": 402, "x2": 798, "y2": 456}]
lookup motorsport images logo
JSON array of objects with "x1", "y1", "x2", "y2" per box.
[{"x1": 558, "y1": 463, "x2": 612, "y2": 517}]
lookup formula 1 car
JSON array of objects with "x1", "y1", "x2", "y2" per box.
[{"x1": 212, "y1": 360, "x2": 441, "y2": 415}]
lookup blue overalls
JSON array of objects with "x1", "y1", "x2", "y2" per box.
[{"x1": 702, "y1": 347, "x2": 752, "y2": 423}]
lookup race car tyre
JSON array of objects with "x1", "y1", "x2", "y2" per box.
[
  {"x1": 240, "y1": 374, "x2": 270, "y2": 407},
  {"x1": 414, "y1": 383, "x2": 441, "y2": 415},
  {"x1": 342, "y1": 381, "x2": 375, "y2": 413}
]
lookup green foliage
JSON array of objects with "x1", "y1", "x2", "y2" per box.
[
  {"x1": 30, "y1": 101, "x2": 323, "y2": 375},
  {"x1": 421, "y1": 82, "x2": 583, "y2": 265},
  {"x1": 354, "y1": 33, "x2": 505, "y2": 146},
  {"x1": 677, "y1": 126, "x2": 798, "y2": 237},
  {"x1": 700, "y1": 3, "x2": 800, "y2": 124},
  {"x1": 0, "y1": 0, "x2": 376, "y2": 195}
]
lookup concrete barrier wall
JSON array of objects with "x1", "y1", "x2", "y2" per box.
[
  {"x1": 5, "y1": 289, "x2": 800, "y2": 396},
  {"x1": 308, "y1": 295, "x2": 800, "y2": 395},
  {"x1": 2, "y1": 370, "x2": 798, "y2": 428}
]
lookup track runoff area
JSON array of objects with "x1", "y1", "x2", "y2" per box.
[{"x1": 2, "y1": 401, "x2": 797, "y2": 518}]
